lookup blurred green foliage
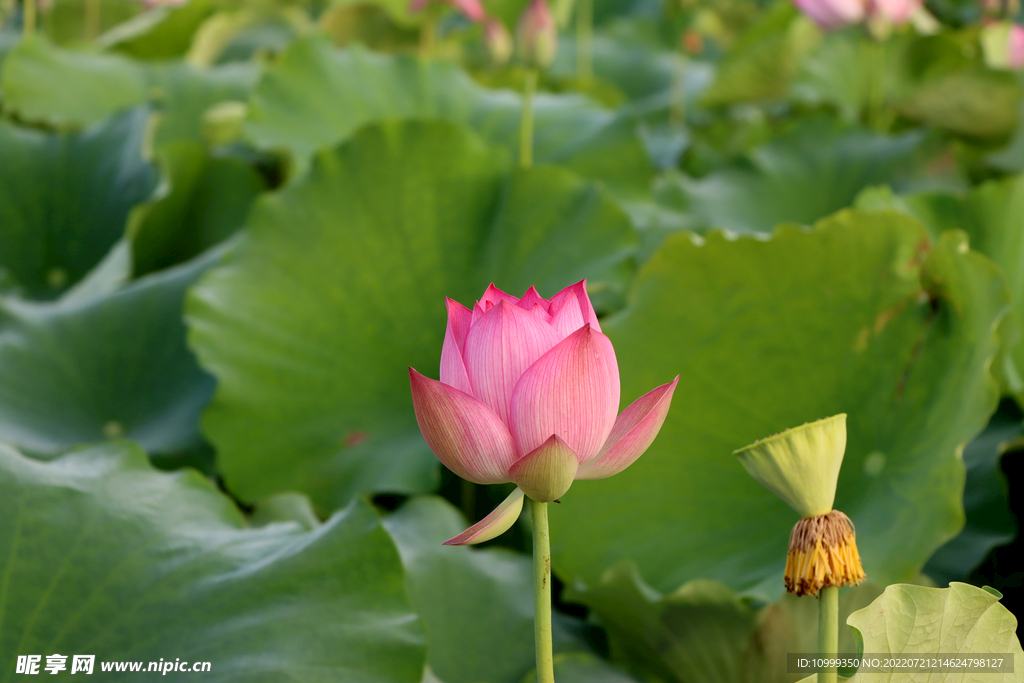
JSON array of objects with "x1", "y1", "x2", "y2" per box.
[{"x1": 1, "y1": 0, "x2": 1023, "y2": 678}]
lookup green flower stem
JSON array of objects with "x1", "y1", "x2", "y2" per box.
[
  {"x1": 519, "y1": 69, "x2": 538, "y2": 168},
  {"x1": 420, "y1": 16, "x2": 437, "y2": 57},
  {"x1": 670, "y1": 56, "x2": 687, "y2": 127},
  {"x1": 865, "y1": 39, "x2": 886, "y2": 130},
  {"x1": 818, "y1": 585, "x2": 839, "y2": 683},
  {"x1": 23, "y1": 0, "x2": 35, "y2": 35},
  {"x1": 576, "y1": 0, "x2": 593, "y2": 81},
  {"x1": 85, "y1": 0, "x2": 100, "y2": 40},
  {"x1": 529, "y1": 498, "x2": 554, "y2": 683}
]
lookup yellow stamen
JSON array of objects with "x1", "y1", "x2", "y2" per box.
[{"x1": 785, "y1": 510, "x2": 866, "y2": 597}]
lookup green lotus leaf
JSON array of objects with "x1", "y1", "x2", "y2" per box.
[
  {"x1": 519, "y1": 653, "x2": 644, "y2": 683},
  {"x1": 835, "y1": 582, "x2": 1024, "y2": 682},
  {"x1": 186, "y1": 120, "x2": 637, "y2": 508},
  {"x1": 0, "y1": 248, "x2": 219, "y2": 470},
  {"x1": 855, "y1": 178, "x2": 1024, "y2": 405},
  {"x1": 0, "y1": 440, "x2": 426, "y2": 682},
  {"x1": 666, "y1": 119, "x2": 928, "y2": 235},
  {"x1": 566, "y1": 562, "x2": 891, "y2": 683},
  {"x1": 130, "y1": 139, "x2": 266, "y2": 276},
  {"x1": 551, "y1": 211, "x2": 1007, "y2": 600},
  {"x1": 924, "y1": 400, "x2": 1020, "y2": 586},
  {"x1": 0, "y1": 108, "x2": 158, "y2": 300},
  {"x1": 0, "y1": 35, "x2": 258, "y2": 144},
  {"x1": 98, "y1": 0, "x2": 217, "y2": 60},
  {"x1": 244, "y1": 36, "x2": 653, "y2": 200}
]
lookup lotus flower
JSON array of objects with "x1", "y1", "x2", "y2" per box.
[
  {"x1": 867, "y1": 0, "x2": 922, "y2": 24},
  {"x1": 793, "y1": 0, "x2": 865, "y2": 29},
  {"x1": 410, "y1": 281, "x2": 678, "y2": 545},
  {"x1": 1010, "y1": 24, "x2": 1024, "y2": 68},
  {"x1": 515, "y1": 0, "x2": 558, "y2": 68},
  {"x1": 408, "y1": 0, "x2": 486, "y2": 22}
]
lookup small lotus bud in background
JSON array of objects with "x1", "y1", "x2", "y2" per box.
[
  {"x1": 792, "y1": 0, "x2": 864, "y2": 30},
  {"x1": 867, "y1": 0, "x2": 922, "y2": 25},
  {"x1": 981, "y1": 21, "x2": 1024, "y2": 70},
  {"x1": 202, "y1": 101, "x2": 248, "y2": 147},
  {"x1": 516, "y1": 0, "x2": 558, "y2": 68},
  {"x1": 1010, "y1": 24, "x2": 1024, "y2": 68},
  {"x1": 484, "y1": 18, "x2": 513, "y2": 65},
  {"x1": 408, "y1": 0, "x2": 486, "y2": 23}
]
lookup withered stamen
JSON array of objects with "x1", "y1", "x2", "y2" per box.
[{"x1": 784, "y1": 510, "x2": 866, "y2": 597}]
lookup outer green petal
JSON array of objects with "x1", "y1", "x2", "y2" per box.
[{"x1": 734, "y1": 413, "x2": 846, "y2": 517}]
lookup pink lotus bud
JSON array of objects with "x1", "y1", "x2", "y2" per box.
[
  {"x1": 410, "y1": 282, "x2": 678, "y2": 544},
  {"x1": 408, "y1": 0, "x2": 486, "y2": 23},
  {"x1": 1010, "y1": 24, "x2": 1024, "y2": 68},
  {"x1": 484, "y1": 18, "x2": 513, "y2": 65},
  {"x1": 793, "y1": 0, "x2": 865, "y2": 29},
  {"x1": 867, "y1": 0, "x2": 921, "y2": 24},
  {"x1": 516, "y1": 0, "x2": 558, "y2": 68}
]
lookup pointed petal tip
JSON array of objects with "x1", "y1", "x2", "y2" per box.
[
  {"x1": 575, "y1": 376, "x2": 678, "y2": 481},
  {"x1": 442, "y1": 488, "x2": 525, "y2": 545}
]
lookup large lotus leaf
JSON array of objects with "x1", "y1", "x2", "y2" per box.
[
  {"x1": 666, "y1": 119, "x2": 929, "y2": 234},
  {"x1": 0, "y1": 248, "x2": 219, "y2": 470},
  {"x1": 43, "y1": 0, "x2": 140, "y2": 46},
  {"x1": 855, "y1": 178, "x2": 1024, "y2": 403},
  {"x1": 566, "y1": 563, "x2": 890, "y2": 683},
  {"x1": 0, "y1": 440, "x2": 426, "y2": 682},
  {"x1": 130, "y1": 140, "x2": 266, "y2": 276},
  {"x1": 0, "y1": 108, "x2": 158, "y2": 300},
  {"x1": 382, "y1": 496, "x2": 595, "y2": 683},
  {"x1": 699, "y1": 3, "x2": 820, "y2": 107},
  {"x1": 0, "y1": 35, "x2": 258, "y2": 144},
  {"x1": 840, "y1": 583, "x2": 1024, "y2": 682},
  {"x1": 551, "y1": 211, "x2": 1007, "y2": 600},
  {"x1": 99, "y1": 0, "x2": 217, "y2": 60},
  {"x1": 186, "y1": 121, "x2": 638, "y2": 509},
  {"x1": 244, "y1": 36, "x2": 653, "y2": 198},
  {"x1": 519, "y1": 653, "x2": 644, "y2": 683},
  {"x1": 924, "y1": 400, "x2": 1020, "y2": 586}
]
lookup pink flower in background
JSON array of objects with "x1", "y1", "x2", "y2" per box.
[
  {"x1": 1010, "y1": 24, "x2": 1024, "y2": 68},
  {"x1": 867, "y1": 0, "x2": 921, "y2": 24},
  {"x1": 793, "y1": 0, "x2": 865, "y2": 29},
  {"x1": 410, "y1": 282, "x2": 678, "y2": 545},
  {"x1": 408, "y1": 0, "x2": 486, "y2": 22},
  {"x1": 515, "y1": 0, "x2": 558, "y2": 67}
]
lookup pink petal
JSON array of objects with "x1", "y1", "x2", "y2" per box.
[
  {"x1": 508, "y1": 324, "x2": 620, "y2": 462},
  {"x1": 440, "y1": 298, "x2": 474, "y2": 395},
  {"x1": 409, "y1": 368, "x2": 517, "y2": 484},
  {"x1": 408, "y1": 0, "x2": 429, "y2": 12},
  {"x1": 1011, "y1": 25, "x2": 1024, "y2": 70},
  {"x1": 443, "y1": 487, "x2": 525, "y2": 545},
  {"x1": 576, "y1": 376, "x2": 679, "y2": 480},
  {"x1": 516, "y1": 286, "x2": 551, "y2": 315},
  {"x1": 507, "y1": 435, "x2": 579, "y2": 502},
  {"x1": 463, "y1": 300, "x2": 562, "y2": 426},
  {"x1": 549, "y1": 280, "x2": 600, "y2": 332},
  {"x1": 795, "y1": 0, "x2": 864, "y2": 28},
  {"x1": 471, "y1": 284, "x2": 521, "y2": 326},
  {"x1": 547, "y1": 288, "x2": 586, "y2": 338},
  {"x1": 453, "y1": 0, "x2": 486, "y2": 22},
  {"x1": 480, "y1": 283, "x2": 519, "y2": 307}
]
